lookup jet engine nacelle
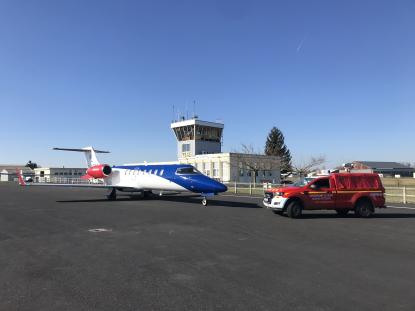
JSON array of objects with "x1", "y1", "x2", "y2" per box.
[{"x1": 85, "y1": 164, "x2": 112, "y2": 179}]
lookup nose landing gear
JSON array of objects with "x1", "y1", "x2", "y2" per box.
[
  {"x1": 106, "y1": 188, "x2": 117, "y2": 201},
  {"x1": 202, "y1": 197, "x2": 208, "y2": 207}
]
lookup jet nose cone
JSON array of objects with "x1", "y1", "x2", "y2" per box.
[{"x1": 216, "y1": 182, "x2": 228, "y2": 193}]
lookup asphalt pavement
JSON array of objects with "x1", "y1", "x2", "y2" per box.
[{"x1": 1, "y1": 183, "x2": 415, "y2": 311}]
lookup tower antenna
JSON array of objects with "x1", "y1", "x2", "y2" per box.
[
  {"x1": 172, "y1": 105, "x2": 175, "y2": 122},
  {"x1": 193, "y1": 100, "x2": 196, "y2": 118}
]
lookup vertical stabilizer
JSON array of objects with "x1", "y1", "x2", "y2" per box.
[{"x1": 53, "y1": 147, "x2": 110, "y2": 168}]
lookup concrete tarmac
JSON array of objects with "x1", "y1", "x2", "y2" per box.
[{"x1": 1, "y1": 183, "x2": 415, "y2": 311}]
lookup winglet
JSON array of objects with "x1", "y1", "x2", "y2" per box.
[{"x1": 16, "y1": 169, "x2": 26, "y2": 186}]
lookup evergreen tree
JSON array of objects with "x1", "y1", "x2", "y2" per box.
[
  {"x1": 25, "y1": 160, "x2": 38, "y2": 170},
  {"x1": 264, "y1": 127, "x2": 292, "y2": 172}
]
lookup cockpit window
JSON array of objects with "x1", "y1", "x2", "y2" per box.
[{"x1": 176, "y1": 167, "x2": 200, "y2": 175}]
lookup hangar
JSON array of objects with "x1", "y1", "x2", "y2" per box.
[
  {"x1": 0, "y1": 165, "x2": 33, "y2": 182},
  {"x1": 348, "y1": 161, "x2": 414, "y2": 178},
  {"x1": 33, "y1": 167, "x2": 87, "y2": 182}
]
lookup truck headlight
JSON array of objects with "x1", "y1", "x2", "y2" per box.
[{"x1": 275, "y1": 192, "x2": 284, "y2": 196}]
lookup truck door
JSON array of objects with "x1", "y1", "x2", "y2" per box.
[{"x1": 304, "y1": 177, "x2": 336, "y2": 210}]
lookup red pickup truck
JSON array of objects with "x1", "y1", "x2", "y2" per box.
[{"x1": 263, "y1": 173, "x2": 385, "y2": 218}]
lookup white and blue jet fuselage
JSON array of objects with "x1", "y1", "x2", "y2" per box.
[{"x1": 18, "y1": 147, "x2": 227, "y2": 206}]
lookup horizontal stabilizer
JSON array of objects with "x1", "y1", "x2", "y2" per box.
[
  {"x1": 53, "y1": 147, "x2": 110, "y2": 153},
  {"x1": 53, "y1": 146, "x2": 109, "y2": 167}
]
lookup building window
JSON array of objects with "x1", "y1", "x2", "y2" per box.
[
  {"x1": 203, "y1": 163, "x2": 210, "y2": 176},
  {"x1": 181, "y1": 144, "x2": 191, "y2": 157},
  {"x1": 182, "y1": 144, "x2": 190, "y2": 152},
  {"x1": 213, "y1": 162, "x2": 219, "y2": 178}
]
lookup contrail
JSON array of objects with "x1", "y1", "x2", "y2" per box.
[{"x1": 296, "y1": 38, "x2": 305, "y2": 53}]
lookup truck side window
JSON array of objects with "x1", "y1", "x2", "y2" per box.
[{"x1": 313, "y1": 178, "x2": 330, "y2": 189}]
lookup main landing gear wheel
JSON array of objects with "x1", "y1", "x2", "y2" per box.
[
  {"x1": 106, "y1": 188, "x2": 117, "y2": 201},
  {"x1": 202, "y1": 197, "x2": 208, "y2": 207}
]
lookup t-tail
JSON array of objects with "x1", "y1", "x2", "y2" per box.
[
  {"x1": 53, "y1": 147, "x2": 110, "y2": 167},
  {"x1": 53, "y1": 147, "x2": 112, "y2": 179}
]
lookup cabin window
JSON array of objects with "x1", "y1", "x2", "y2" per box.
[{"x1": 176, "y1": 167, "x2": 200, "y2": 175}]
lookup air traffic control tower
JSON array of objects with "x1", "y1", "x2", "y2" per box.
[{"x1": 171, "y1": 118, "x2": 224, "y2": 159}]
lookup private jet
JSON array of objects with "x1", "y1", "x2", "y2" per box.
[{"x1": 17, "y1": 147, "x2": 227, "y2": 206}]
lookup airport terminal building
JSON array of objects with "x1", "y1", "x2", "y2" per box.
[
  {"x1": 33, "y1": 167, "x2": 86, "y2": 182},
  {"x1": 171, "y1": 118, "x2": 280, "y2": 184}
]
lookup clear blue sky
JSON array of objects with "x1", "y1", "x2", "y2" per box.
[{"x1": 1, "y1": 0, "x2": 414, "y2": 168}]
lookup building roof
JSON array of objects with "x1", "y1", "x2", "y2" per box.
[
  {"x1": 0, "y1": 165, "x2": 33, "y2": 172},
  {"x1": 171, "y1": 118, "x2": 224, "y2": 129},
  {"x1": 354, "y1": 161, "x2": 413, "y2": 170}
]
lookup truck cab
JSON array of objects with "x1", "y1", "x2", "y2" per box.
[{"x1": 263, "y1": 173, "x2": 385, "y2": 218}]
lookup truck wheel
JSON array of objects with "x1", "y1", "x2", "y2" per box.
[
  {"x1": 335, "y1": 209, "x2": 349, "y2": 216},
  {"x1": 355, "y1": 200, "x2": 374, "y2": 218},
  {"x1": 286, "y1": 201, "x2": 302, "y2": 218}
]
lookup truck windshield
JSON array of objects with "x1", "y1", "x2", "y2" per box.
[{"x1": 292, "y1": 177, "x2": 315, "y2": 187}]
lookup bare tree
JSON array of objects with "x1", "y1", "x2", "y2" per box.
[
  {"x1": 291, "y1": 156, "x2": 326, "y2": 177},
  {"x1": 232, "y1": 144, "x2": 280, "y2": 184}
]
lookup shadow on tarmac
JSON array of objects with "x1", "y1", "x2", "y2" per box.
[
  {"x1": 57, "y1": 195, "x2": 262, "y2": 208},
  {"x1": 279, "y1": 213, "x2": 415, "y2": 219}
]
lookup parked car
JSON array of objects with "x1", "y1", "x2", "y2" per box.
[{"x1": 263, "y1": 173, "x2": 385, "y2": 218}]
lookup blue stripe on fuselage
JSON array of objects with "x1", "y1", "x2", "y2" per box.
[{"x1": 113, "y1": 164, "x2": 227, "y2": 194}]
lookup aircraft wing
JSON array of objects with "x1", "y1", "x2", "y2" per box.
[{"x1": 22, "y1": 183, "x2": 114, "y2": 188}]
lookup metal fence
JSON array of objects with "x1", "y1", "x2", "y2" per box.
[
  {"x1": 384, "y1": 187, "x2": 415, "y2": 204},
  {"x1": 2, "y1": 176, "x2": 415, "y2": 204},
  {"x1": 224, "y1": 183, "x2": 415, "y2": 204},
  {"x1": 0, "y1": 173, "x2": 103, "y2": 185}
]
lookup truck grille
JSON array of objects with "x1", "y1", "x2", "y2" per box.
[{"x1": 264, "y1": 192, "x2": 273, "y2": 203}]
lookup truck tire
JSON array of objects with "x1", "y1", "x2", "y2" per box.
[
  {"x1": 335, "y1": 209, "x2": 349, "y2": 216},
  {"x1": 286, "y1": 201, "x2": 302, "y2": 218},
  {"x1": 355, "y1": 200, "x2": 374, "y2": 218}
]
